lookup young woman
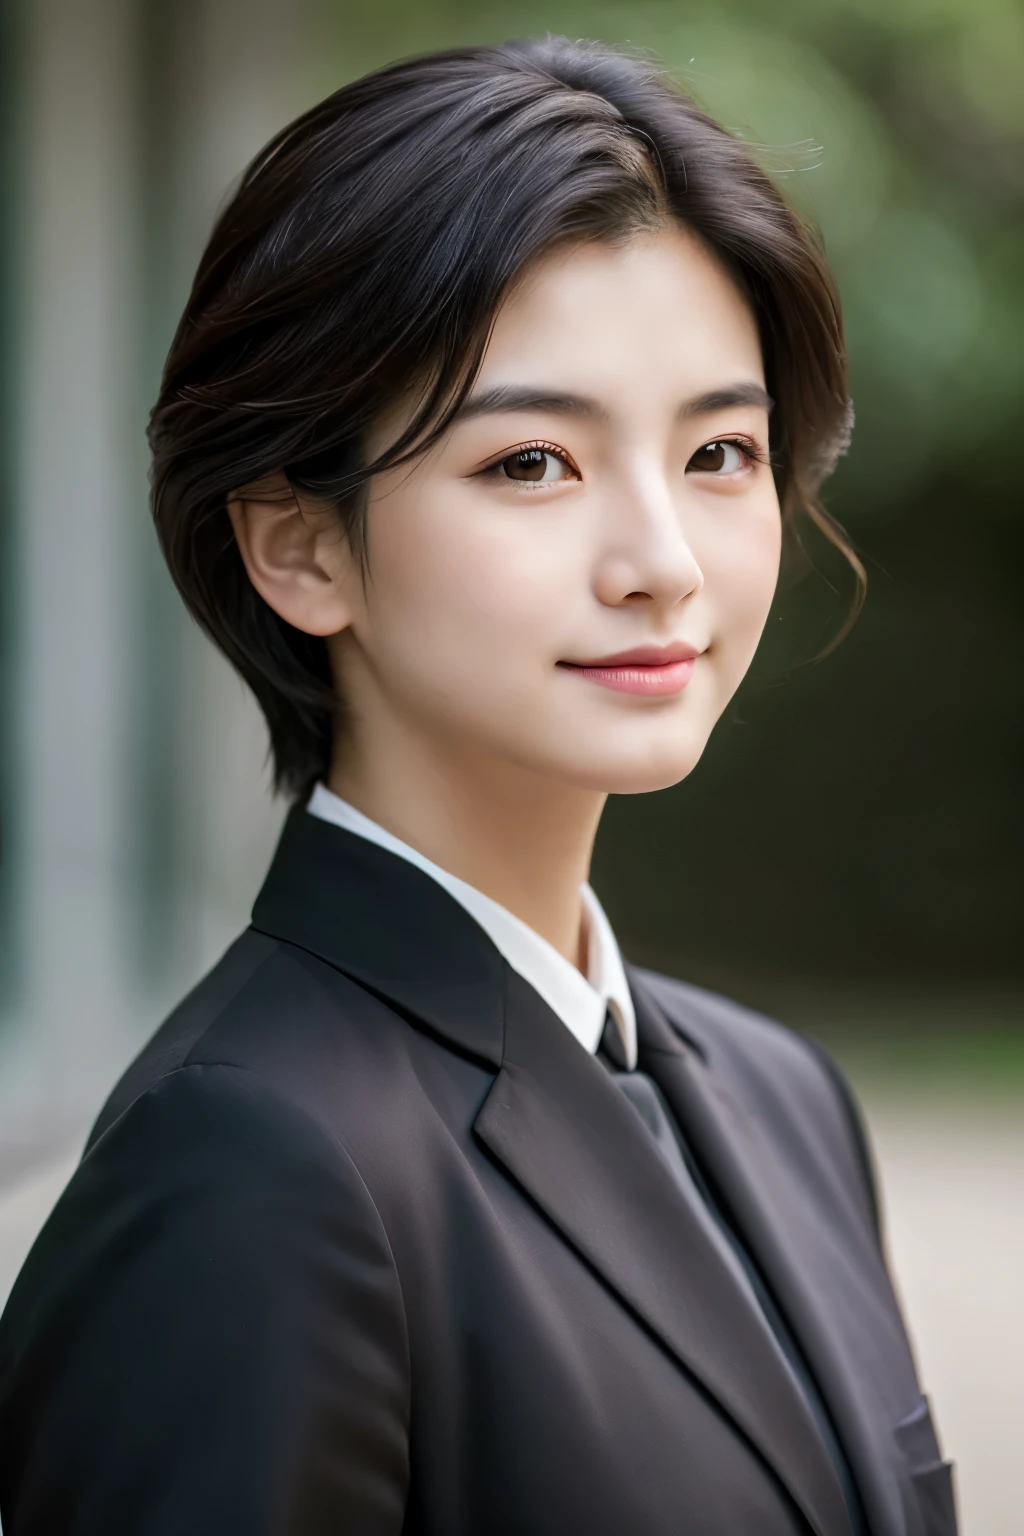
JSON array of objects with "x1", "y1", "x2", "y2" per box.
[{"x1": 0, "y1": 35, "x2": 956, "y2": 1536}]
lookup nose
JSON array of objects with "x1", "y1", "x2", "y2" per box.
[{"x1": 592, "y1": 463, "x2": 703, "y2": 610}]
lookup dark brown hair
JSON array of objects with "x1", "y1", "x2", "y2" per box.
[{"x1": 149, "y1": 35, "x2": 860, "y2": 803}]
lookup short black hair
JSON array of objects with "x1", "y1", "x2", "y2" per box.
[{"x1": 149, "y1": 35, "x2": 858, "y2": 803}]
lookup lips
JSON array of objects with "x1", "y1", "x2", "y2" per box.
[
  {"x1": 560, "y1": 641, "x2": 701, "y2": 668},
  {"x1": 557, "y1": 641, "x2": 702, "y2": 697}
]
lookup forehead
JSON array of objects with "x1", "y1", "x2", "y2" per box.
[{"x1": 479, "y1": 224, "x2": 764, "y2": 397}]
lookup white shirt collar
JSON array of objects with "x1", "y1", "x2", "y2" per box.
[{"x1": 305, "y1": 783, "x2": 637, "y2": 1068}]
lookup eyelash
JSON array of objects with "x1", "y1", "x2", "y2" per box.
[
  {"x1": 478, "y1": 440, "x2": 581, "y2": 481},
  {"x1": 479, "y1": 435, "x2": 771, "y2": 484},
  {"x1": 708, "y1": 436, "x2": 773, "y2": 471}
]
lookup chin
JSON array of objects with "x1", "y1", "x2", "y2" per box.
[{"x1": 563, "y1": 735, "x2": 711, "y2": 796}]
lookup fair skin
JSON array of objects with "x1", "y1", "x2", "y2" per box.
[{"x1": 228, "y1": 223, "x2": 781, "y2": 967}]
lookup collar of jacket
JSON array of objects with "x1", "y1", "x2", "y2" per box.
[
  {"x1": 252, "y1": 802, "x2": 510, "y2": 1066},
  {"x1": 252, "y1": 802, "x2": 707, "y2": 1068}
]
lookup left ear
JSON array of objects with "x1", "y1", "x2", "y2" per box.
[{"x1": 226, "y1": 472, "x2": 357, "y2": 637}]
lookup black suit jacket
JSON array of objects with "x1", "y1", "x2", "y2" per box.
[{"x1": 0, "y1": 807, "x2": 956, "y2": 1535}]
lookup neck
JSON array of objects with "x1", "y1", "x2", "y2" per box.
[{"x1": 328, "y1": 733, "x2": 605, "y2": 968}]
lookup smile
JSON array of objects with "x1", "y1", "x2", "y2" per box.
[{"x1": 557, "y1": 643, "x2": 701, "y2": 697}]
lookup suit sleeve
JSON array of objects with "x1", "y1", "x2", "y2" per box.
[{"x1": 0, "y1": 1063, "x2": 410, "y2": 1535}]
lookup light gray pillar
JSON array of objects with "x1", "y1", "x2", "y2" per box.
[
  {"x1": 1, "y1": 0, "x2": 318, "y2": 1167},
  {"x1": 4, "y1": 0, "x2": 143, "y2": 1145}
]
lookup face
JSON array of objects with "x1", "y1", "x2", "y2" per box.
[
  {"x1": 234, "y1": 222, "x2": 782, "y2": 800},
  {"x1": 324, "y1": 224, "x2": 781, "y2": 795}
]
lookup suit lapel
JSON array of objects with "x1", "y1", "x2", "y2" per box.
[
  {"x1": 629, "y1": 970, "x2": 905, "y2": 1536},
  {"x1": 475, "y1": 967, "x2": 855, "y2": 1536}
]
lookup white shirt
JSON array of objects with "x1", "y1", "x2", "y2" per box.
[{"x1": 306, "y1": 783, "x2": 637, "y2": 1068}]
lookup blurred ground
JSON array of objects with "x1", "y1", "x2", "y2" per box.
[
  {"x1": 0, "y1": 1082, "x2": 1020, "y2": 1535},
  {"x1": 854, "y1": 1084, "x2": 1024, "y2": 1536}
]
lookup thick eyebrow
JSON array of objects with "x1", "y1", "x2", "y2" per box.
[
  {"x1": 678, "y1": 382, "x2": 774, "y2": 419},
  {"x1": 453, "y1": 380, "x2": 773, "y2": 425},
  {"x1": 453, "y1": 385, "x2": 607, "y2": 422}
]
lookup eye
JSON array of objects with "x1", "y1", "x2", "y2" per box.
[
  {"x1": 489, "y1": 443, "x2": 579, "y2": 486},
  {"x1": 686, "y1": 439, "x2": 760, "y2": 475}
]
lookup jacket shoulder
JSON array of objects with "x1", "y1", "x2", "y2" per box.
[
  {"x1": 88, "y1": 928, "x2": 467, "y2": 1182},
  {"x1": 636, "y1": 967, "x2": 825, "y2": 1079},
  {"x1": 88, "y1": 927, "x2": 386, "y2": 1151},
  {"x1": 86, "y1": 928, "x2": 280, "y2": 1149},
  {"x1": 634, "y1": 967, "x2": 881, "y2": 1239}
]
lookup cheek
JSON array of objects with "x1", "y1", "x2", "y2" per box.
[
  {"x1": 699, "y1": 500, "x2": 781, "y2": 643},
  {"x1": 365, "y1": 495, "x2": 573, "y2": 668}
]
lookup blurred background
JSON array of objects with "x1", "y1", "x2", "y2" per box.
[{"x1": 0, "y1": 1, "x2": 1021, "y2": 1530}]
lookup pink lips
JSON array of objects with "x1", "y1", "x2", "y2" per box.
[{"x1": 557, "y1": 642, "x2": 701, "y2": 696}]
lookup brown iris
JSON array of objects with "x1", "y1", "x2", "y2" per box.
[
  {"x1": 689, "y1": 441, "x2": 744, "y2": 472},
  {"x1": 501, "y1": 448, "x2": 551, "y2": 482}
]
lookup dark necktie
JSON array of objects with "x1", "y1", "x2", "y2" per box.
[{"x1": 597, "y1": 1011, "x2": 866, "y2": 1536}]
